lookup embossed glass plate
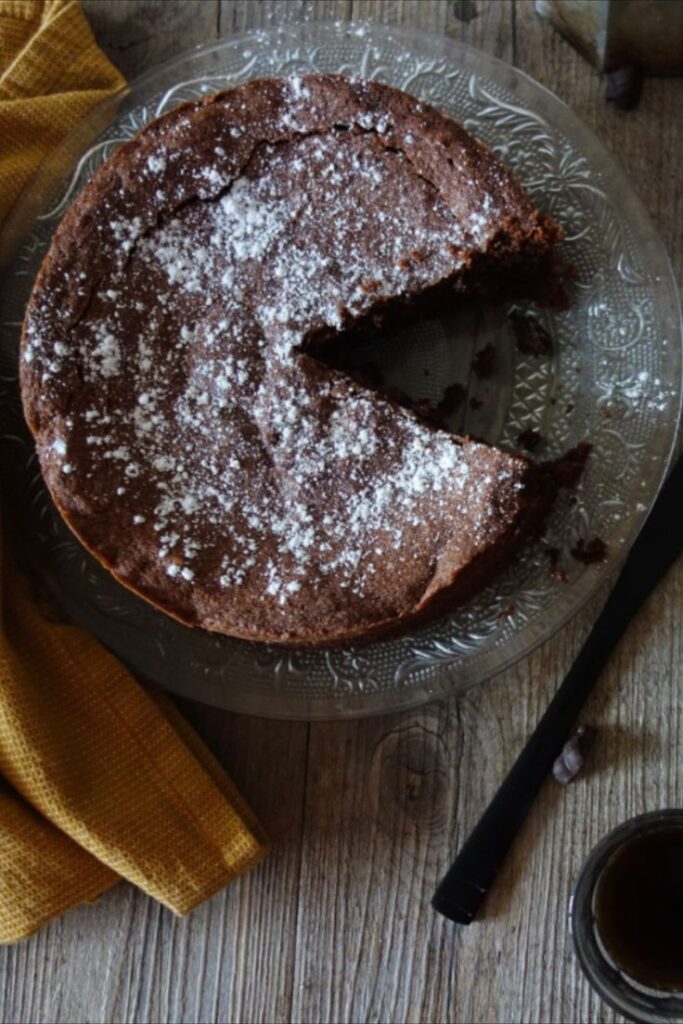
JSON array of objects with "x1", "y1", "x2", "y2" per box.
[{"x1": 0, "y1": 23, "x2": 680, "y2": 718}]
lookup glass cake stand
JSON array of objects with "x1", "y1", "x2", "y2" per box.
[{"x1": 0, "y1": 22, "x2": 680, "y2": 719}]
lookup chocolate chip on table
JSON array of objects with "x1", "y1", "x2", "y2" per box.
[
  {"x1": 571, "y1": 536, "x2": 608, "y2": 564},
  {"x1": 552, "y1": 726, "x2": 597, "y2": 785},
  {"x1": 510, "y1": 311, "x2": 553, "y2": 356},
  {"x1": 605, "y1": 63, "x2": 644, "y2": 112}
]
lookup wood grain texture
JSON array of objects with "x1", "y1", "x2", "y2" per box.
[{"x1": 2, "y1": 2, "x2": 682, "y2": 1022}]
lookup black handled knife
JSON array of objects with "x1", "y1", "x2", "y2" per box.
[{"x1": 432, "y1": 454, "x2": 683, "y2": 924}]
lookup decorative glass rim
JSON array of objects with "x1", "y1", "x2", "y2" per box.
[
  {"x1": 570, "y1": 810, "x2": 683, "y2": 1023},
  {"x1": 0, "y1": 21, "x2": 680, "y2": 719}
]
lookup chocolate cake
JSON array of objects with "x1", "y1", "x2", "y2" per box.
[{"x1": 21, "y1": 74, "x2": 562, "y2": 646}]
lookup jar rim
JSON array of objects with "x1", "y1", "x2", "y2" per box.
[{"x1": 570, "y1": 810, "x2": 683, "y2": 1023}]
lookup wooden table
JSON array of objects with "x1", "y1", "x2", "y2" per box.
[{"x1": 2, "y1": 2, "x2": 681, "y2": 1022}]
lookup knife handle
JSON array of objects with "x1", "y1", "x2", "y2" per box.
[{"x1": 432, "y1": 455, "x2": 683, "y2": 925}]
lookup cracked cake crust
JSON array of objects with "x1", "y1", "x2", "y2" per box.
[{"x1": 21, "y1": 74, "x2": 561, "y2": 646}]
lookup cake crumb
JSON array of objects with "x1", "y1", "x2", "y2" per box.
[
  {"x1": 472, "y1": 343, "x2": 496, "y2": 379},
  {"x1": 571, "y1": 537, "x2": 607, "y2": 564}
]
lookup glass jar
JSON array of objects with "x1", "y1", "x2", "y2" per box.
[{"x1": 570, "y1": 810, "x2": 683, "y2": 1023}]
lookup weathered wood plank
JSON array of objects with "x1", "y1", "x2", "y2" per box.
[
  {"x1": 0, "y1": 710, "x2": 310, "y2": 1024},
  {"x1": 1, "y1": 3, "x2": 681, "y2": 1024},
  {"x1": 514, "y1": 0, "x2": 683, "y2": 278},
  {"x1": 291, "y1": 563, "x2": 682, "y2": 1024},
  {"x1": 220, "y1": 0, "x2": 354, "y2": 34},
  {"x1": 289, "y1": 6, "x2": 683, "y2": 1020},
  {"x1": 83, "y1": 0, "x2": 221, "y2": 79}
]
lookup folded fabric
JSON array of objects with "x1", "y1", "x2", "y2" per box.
[{"x1": 0, "y1": 0, "x2": 268, "y2": 944}]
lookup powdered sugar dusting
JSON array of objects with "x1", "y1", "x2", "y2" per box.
[{"x1": 23, "y1": 75, "x2": 530, "y2": 637}]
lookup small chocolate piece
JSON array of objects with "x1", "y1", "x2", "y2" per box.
[
  {"x1": 517, "y1": 427, "x2": 543, "y2": 453},
  {"x1": 472, "y1": 343, "x2": 497, "y2": 379},
  {"x1": 552, "y1": 725, "x2": 597, "y2": 785},
  {"x1": 510, "y1": 312, "x2": 553, "y2": 356},
  {"x1": 571, "y1": 537, "x2": 608, "y2": 564},
  {"x1": 545, "y1": 440, "x2": 592, "y2": 489},
  {"x1": 605, "y1": 64, "x2": 644, "y2": 112}
]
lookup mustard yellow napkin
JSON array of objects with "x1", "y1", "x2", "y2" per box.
[{"x1": 0, "y1": 0, "x2": 268, "y2": 944}]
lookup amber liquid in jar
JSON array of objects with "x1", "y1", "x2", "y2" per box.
[{"x1": 594, "y1": 826, "x2": 683, "y2": 991}]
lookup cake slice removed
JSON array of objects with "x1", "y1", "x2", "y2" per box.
[{"x1": 21, "y1": 74, "x2": 562, "y2": 645}]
